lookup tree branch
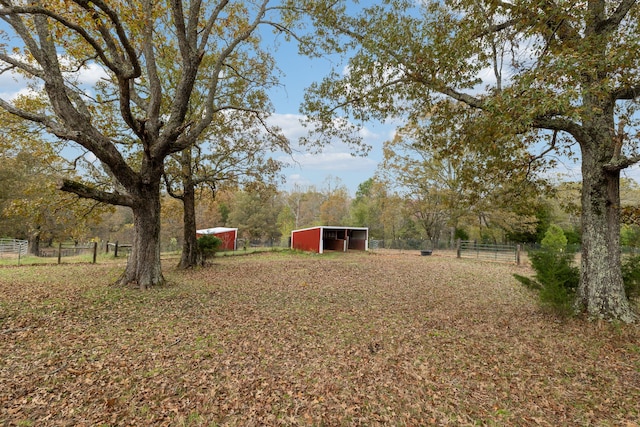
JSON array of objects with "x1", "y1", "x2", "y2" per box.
[
  {"x1": 595, "y1": 0, "x2": 637, "y2": 34},
  {"x1": 473, "y1": 18, "x2": 520, "y2": 38},
  {"x1": 531, "y1": 115, "x2": 590, "y2": 145},
  {"x1": 59, "y1": 178, "x2": 134, "y2": 207},
  {"x1": 613, "y1": 85, "x2": 640, "y2": 101},
  {"x1": 604, "y1": 153, "x2": 640, "y2": 172}
]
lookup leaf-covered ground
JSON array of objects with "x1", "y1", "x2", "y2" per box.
[{"x1": 1, "y1": 251, "x2": 639, "y2": 426}]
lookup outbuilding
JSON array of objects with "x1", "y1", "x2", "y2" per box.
[
  {"x1": 291, "y1": 226, "x2": 369, "y2": 254},
  {"x1": 196, "y1": 227, "x2": 238, "y2": 251}
]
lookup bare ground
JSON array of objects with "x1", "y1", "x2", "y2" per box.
[{"x1": 1, "y1": 251, "x2": 638, "y2": 426}]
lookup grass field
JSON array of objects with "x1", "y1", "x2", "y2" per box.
[{"x1": 1, "y1": 251, "x2": 639, "y2": 426}]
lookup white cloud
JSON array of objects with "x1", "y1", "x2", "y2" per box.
[
  {"x1": 266, "y1": 113, "x2": 308, "y2": 140},
  {"x1": 286, "y1": 151, "x2": 376, "y2": 171},
  {"x1": 267, "y1": 112, "x2": 388, "y2": 194},
  {"x1": 75, "y1": 62, "x2": 109, "y2": 85},
  {"x1": 0, "y1": 55, "x2": 109, "y2": 100}
]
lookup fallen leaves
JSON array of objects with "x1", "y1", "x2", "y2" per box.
[{"x1": 0, "y1": 252, "x2": 638, "y2": 426}]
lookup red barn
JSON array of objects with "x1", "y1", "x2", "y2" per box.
[
  {"x1": 196, "y1": 227, "x2": 238, "y2": 251},
  {"x1": 291, "y1": 226, "x2": 368, "y2": 254}
]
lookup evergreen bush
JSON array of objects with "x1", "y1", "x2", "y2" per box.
[
  {"x1": 622, "y1": 255, "x2": 640, "y2": 302},
  {"x1": 514, "y1": 224, "x2": 579, "y2": 315},
  {"x1": 197, "y1": 235, "x2": 222, "y2": 261}
]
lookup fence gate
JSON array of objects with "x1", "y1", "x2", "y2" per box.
[
  {"x1": 457, "y1": 240, "x2": 521, "y2": 264},
  {"x1": 0, "y1": 239, "x2": 28, "y2": 258}
]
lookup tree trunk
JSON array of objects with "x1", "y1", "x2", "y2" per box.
[
  {"x1": 29, "y1": 231, "x2": 40, "y2": 256},
  {"x1": 117, "y1": 182, "x2": 164, "y2": 289},
  {"x1": 178, "y1": 176, "x2": 202, "y2": 269},
  {"x1": 576, "y1": 146, "x2": 637, "y2": 322}
]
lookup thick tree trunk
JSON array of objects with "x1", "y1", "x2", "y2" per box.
[
  {"x1": 178, "y1": 178, "x2": 202, "y2": 269},
  {"x1": 576, "y1": 147, "x2": 637, "y2": 322},
  {"x1": 117, "y1": 182, "x2": 164, "y2": 289}
]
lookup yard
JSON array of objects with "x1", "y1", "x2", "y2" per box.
[{"x1": 1, "y1": 251, "x2": 638, "y2": 426}]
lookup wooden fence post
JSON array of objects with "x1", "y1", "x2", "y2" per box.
[
  {"x1": 57, "y1": 242, "x2": 62, "y2": 264},
  {"x1": 93, "y1": 242, "x2": 98, "y2": 264},
  {"x1": 516, "y1": 244, "x2": 521, "y2": 265},
  {"x1": 114, "y1": 241, "x2": 119, "y2": 257},
  {"x1": 456, "y1": 239, "x2": 461, "y2": 258}
]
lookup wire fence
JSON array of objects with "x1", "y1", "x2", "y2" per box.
[{"x1": 0, "y1": 241, "x2": 117, "y2": 265}]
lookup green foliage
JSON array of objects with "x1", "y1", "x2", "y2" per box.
[
  {"x1": 540, "y1": 224, "x2": 567, "y2": 252},
  {"x1": 454, "y1": 228, "x2": 469, "y2": 241},
  {"x1": 622, "y1": 255, "x2": 640, "y2": 302},
  {"x1": 529, "y1": 250, "x2": 579, "y2": 312},
  {"x1": 621, "y1": 225, "x2": 640, "y2": 248},
  {"x1": 512, "y1": 273, "x2": 541, "y2": 291},
  {"x1": 197, "y1": 235, "x2": 222, "y2": 260},
  {"x1": 506, "y1": 201, "x2": 553, "y2": 244},
  {"x1": 563, "y1": 227, "x2": 581, "y2": 245},
  {"x1": 515, "y1": 225, "x2": 579, "y2": 315}
]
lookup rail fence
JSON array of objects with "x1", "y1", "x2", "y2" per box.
[
  {"x1": 0, "y1": 239, "x2": 28, "y2": 258},
  {"x1": 457, "y1": 240, "x2": 521, "y2": 264}
]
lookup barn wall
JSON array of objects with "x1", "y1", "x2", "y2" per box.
[
  {"x1": 291, "y1": 228, "x2": 321, "y2": 253},
  {"x1": 196, "y1": 229, "x2": 237, "y2": 251},
  {"x1": 216, "y1": 230, "x2": 237, "y2": 251},
  {"x1": 348, "y1": 229, "x2": 368, "y2": 251}
]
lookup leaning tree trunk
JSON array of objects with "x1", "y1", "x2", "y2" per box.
[
  {"x1": 118, "y1": 181, "x2": 165, "y2": 289},
  {"x1": 576, "y1": 142, "x2": 637, "y2": 322},
  {"x1": 177, "y1": 174, "x2": 202, "y2": 269}
]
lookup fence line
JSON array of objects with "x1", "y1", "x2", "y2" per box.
[
  {"x1": 36, "y1": 242, "x2": 99, "y2": 263},
  {"x1": 457, "y1": 240, "x2": 521, "y2": 264},
  {"x1": 0, "y1": 238, "x2": 28, "y2": 258}
]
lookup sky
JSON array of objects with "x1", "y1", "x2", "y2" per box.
[{"x1": 261, "y1": 39, "x2": 393, "y2": 196}]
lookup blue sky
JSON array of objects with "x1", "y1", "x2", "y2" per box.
[{"x1": 262, "y1": 38, "x2": 393, "y2": 195}]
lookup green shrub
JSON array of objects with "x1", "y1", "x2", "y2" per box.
[
  {"x1": 540, "y1": 224, "x2": 568, "y2": 252},
  {"x1": 622, "y1": 255, "x2": 640, "y2": 301},
  {"x1": 514, "y1": 224, "x2": 579, "y2": 315},
  {"x1": 197, "y1": 235, "x2": 222, "y2": 260},
  {"x1": 528, "y1": 249, "x2": 579, "y2": 313}
]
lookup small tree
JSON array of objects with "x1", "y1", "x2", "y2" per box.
[
  {"x1": 540, "y1": 224, "x2": 568, "y2": 253},
  {"x1": 197, "y1": 235, "x2": 222, "y2": 264},
  {"x1": 515, "y1": 225, "x2": 579, "y2": 315}
]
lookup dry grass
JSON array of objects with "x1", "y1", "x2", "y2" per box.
[{"x1": 1, "y1": 251, "x2": 638, "y2": 426}]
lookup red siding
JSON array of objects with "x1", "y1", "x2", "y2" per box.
[
  {"x1": 215, "y1": 230, "x2": 237, "y2": 251},
  {"x1": 291, "y1": 227, "x2": 321, "y2": 253},
  {"x1": 196, "y1": 229, "x2": 237, "y2": 251}
]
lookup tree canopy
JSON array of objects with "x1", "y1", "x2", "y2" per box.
[
  {"x1": 298, "y1": 0, "x2": 640, "y2": 321},
  {"x1": 0, "y1": 0, "x2": 291, "y2": 287}
]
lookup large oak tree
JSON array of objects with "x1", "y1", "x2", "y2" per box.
[
  {"x1": 0, "y1": 0, "x2": 289, "y2": 288},
  {"x1": 297, "y1": 0, "x2": 640, "y2": 321}
]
